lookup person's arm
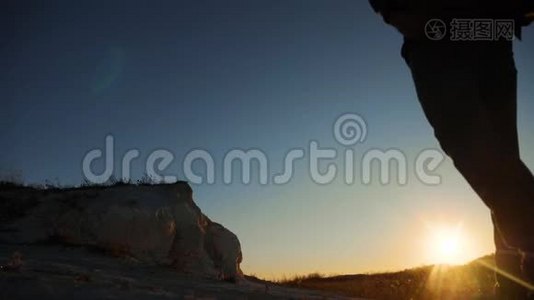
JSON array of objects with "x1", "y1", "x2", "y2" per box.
[
  {"x1": 369, "y1": 0, "x2": 429, "y2": 40},
  {"x1": 386, "y1": 11, "x2": 429, "y2": 39},
  {"x1": 524, "y1": 1, "x2": 534, "y2": 26},
  {"x1": 369, "y1": 0, "x2": 393, "y2": 23}
]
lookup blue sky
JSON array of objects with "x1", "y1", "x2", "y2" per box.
[{"x1": 2, "y1": 0, "x2": 534, "y2": 278}]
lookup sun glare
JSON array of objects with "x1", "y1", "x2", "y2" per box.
[{"x1": 426, "y1": 223, "x2": 469, "y2": 265}]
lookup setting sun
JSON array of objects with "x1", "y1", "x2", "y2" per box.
[{"x1": 426, "y1": 223, "x2": 470, "y2": 265}]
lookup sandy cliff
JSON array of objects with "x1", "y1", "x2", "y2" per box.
[{"x1": 0, "y1": 182, "x2": 242, "y2": 281}]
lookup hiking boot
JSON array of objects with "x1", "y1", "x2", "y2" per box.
[
  {"x1": 494, "y1": 240, "x2": 528, "y2": 299},
  {"x1": 520, "y1": 251, "x2": 534, "y2": 296},
  {"x1": 495, "y1": 283, "x2": 529, "y2": 300}
]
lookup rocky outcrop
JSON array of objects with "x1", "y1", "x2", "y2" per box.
[{"x1": 0, "y1": 182, "x2": 242, "y2": 281}]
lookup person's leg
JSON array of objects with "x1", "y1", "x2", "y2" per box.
[
  {"x1": 475, "y1": 42, "x2": 534, "y2": 255},
  {"x1": 493, "y1": 214, "x2": 528, "y2": 298},
  {"x1": 476, "y1": 44, "x2": 534, "y2": 292},
  {"x1": 403, "y1": 40, "x2": 534, "y2": 294}
]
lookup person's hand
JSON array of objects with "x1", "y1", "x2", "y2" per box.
[
  {"x1": 387, "y1": 12, "x2": 428, "y2": 40},
  {"x1": 525, "y1": 12, "x2": 534, "y2": 26}
]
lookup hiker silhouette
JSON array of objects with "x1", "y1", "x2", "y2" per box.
[{"x1": 370, "y1": 0, "x2": 534, "y2": 298}]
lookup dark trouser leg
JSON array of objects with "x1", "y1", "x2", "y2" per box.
[
  {"x1": 403, "y1": 40, "x2": 534, "y2": 294},
  {"x1": 493, "y1": 214, "x2": 528, "y2": 298}
]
